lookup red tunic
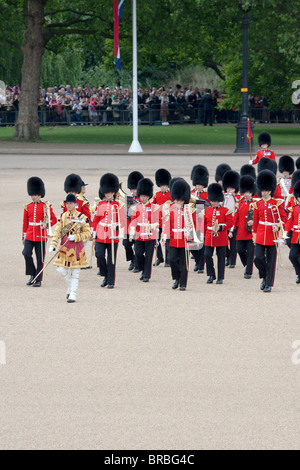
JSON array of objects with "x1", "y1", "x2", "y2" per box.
[
  {"x1": 23, "y1": 201, "x2": 57, "y2": 241},
  {"x1": 61, "y1": 198, "x2": 91, "y2": 220},
  {"x1": 233, "y1": 199, "x2": 253, "y2": 241},
  {"x1": 129, "y1": 203, "x2": 160, "y2": 241},
  {"x1": 191, "y1": 189, "x2": 208, "y2": 200},
  {"x1": 204, "y1": 206, "x2": 233, "y2": 247},
  {"x1": 252, "y1": 198, "x2": 287, "y2": 245},
  {"x1": 252, "y1": 149, "x2": 276, "y2": 165},
  {"x1": 92, "y1": 200, "x2": 124, "y2": 243},
  {"x1": 152, "y1": 190, "x2": 172, "y2": 228},
  {"x1": 285, "y1": 205, "x2": 300, "y2": 244},
  {"x1": 162, "y1": 205, "x2": 197, "y2": 248}
]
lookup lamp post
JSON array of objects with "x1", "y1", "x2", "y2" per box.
[{"x1": 234, "y1": 0, "x2": 254, "y2": 153}]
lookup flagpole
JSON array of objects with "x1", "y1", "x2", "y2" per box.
[{"x1": 128, "y1": 0, "x2": 143, "y2": 153}]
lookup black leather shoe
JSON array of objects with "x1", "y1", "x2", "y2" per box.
[
  {"x1": 133, "y1": 267, "x2": 140, "y2": 273},
  {"x1": 216, "y1": 279, "x2": 223, "y2": 284},
  {"x1": 207, "y1": 276, "x2": 215, "y2": 284},
  {"x1": 139, "y1": 274, "x2": 144, "y2": 281},
  {"x1": 97, "y1": 270, "x2": 101, "y2": 276},
  {"x1": 172, "y1": 280, "x2": 179, "y2": 289},
  {"x1": 143, "y1": 278, "x2": 149, "y2": 282},
  {"x1": 244, "y1": 273, "x2": 251, "y2": 279},
  {"x1": 193, "y1": 265, "x2": 199, "y2": 272},
  {"x1": 229, "y1": 264, "x2": 235, "y2": 268},
  {"x1": 33, "y1": 281, "x2": 41, "y2": 287},
  {"x1": 164, "y1": 263, "x2": 170, "y2": 267},
  {"x1": 107, "y1": 284, "x2": 114, "y2": 289},
  {"x1": 26, "y1": 276, "x2": 35, "y2": 286},
  {"x1": 101, "y1": 278, "x2": 107, "y2": 287},
  {"x1": 180, "y1": 286, "x2": 186, "y2": 291},
  {"x1": 225, "y1": 259, "x2": 229, "y2": 266},
  {"x1": 198, "y1": 269, "x2": 204, "y2": 274},
  {"x1": 260, "y1": 279, "x2": 266, "y2": 291},
  {"x1": 128, "y1": 262, "x2": 134, "y2": 271},
  {"x1": 153, "y1": 258, "x2": 164, "y2": 267},
  {"x1": 264, "y1": 285, "x2": 272, "y2": 293},
  {"x1": 296, "y1": 275, "x2": 300, "y2": 284}
]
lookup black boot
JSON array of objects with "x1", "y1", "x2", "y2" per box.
[
  {"x1": 296, "y1": 275, "x2": 300, "y2": 284},
  {"x1": 264, "y1": 285, "x2": 272, "y2": 293},
  {"x1": 172, "y1": 280, "x2": 179, "y2": 289},
  {"x1": 128, "y1": 262, "x2": 134, "y2": 271},
  {"x1": 260, "y1": 279, "x2": 266, "y2": 291},
  {"x1": 101, "y1": 278, "x2": 107, "y2": 287},
  {"x1": 207, "y1": 275, "x2": 216, "y2": 284},
  {"x1": 26, "y1": 275, "x2": 35, "y2": 286}
]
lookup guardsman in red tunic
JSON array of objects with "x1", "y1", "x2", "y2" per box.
[
  {"x1": 190, "y1": 165, "x2": 209, "y2": 273},
  {"x1": 232, "y1": 175, "x2": 256, "y2": 279},
  {"x1": 278, "y1": 155, "x2": 295, "y2": 208},
  {"x1": 61, "y1": 173, "x2": 91, "y2": 221},
  {"x1": 161, "y1": 179, "x2": 196, "y2": 291},
  {"x1": 129, "y1": 178, "x2": 160, "y2": 283},
  {"x1": 285, "y1": 181, "x2": 300, "y2": 284},
  {"x1": 249, "y1": 131, "x2": 276, "y2": 165},
  {"x1": 152, "y1": 168, "x2": 172, "y2": 267},
  {"x1": 223, "y1": 170, "x2": 240, "y2": 269},
  {"x1": 252, "y1": 170, "x2": 287, "y2": 293},
  {"x1": 92, "y1": 173, "x2": 124, "y2": 289},
  {"x1": 257, "y1": 158, "x2": 282, "y2": 199},
  {"x1": 204, "y1": 183, "x2": 233, "y2": 284},
  {"x1": 22, "y1": 177, "x2": 57, "y2": 287},
  {"x1": 123, "y1": 171, "x2": 143, "y2": 272},
  {"x1": 286, "y1": 170, "x2": 300, "y2": 212}
]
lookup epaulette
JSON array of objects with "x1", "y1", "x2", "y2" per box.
[
  {"x1": 226, "y1": 209, "x2": 233, "y2": 216},
  {"x1": 276, "y1": 199, "x2": 284, "y2": 207},
  {"x1": 288, "y1": 206, "x2": 293, "y2": 213},
  {"x1": 60, "y1": 200, "x2": 65, "y2": 207},
  {"x1": 287, "y1": 211, "x2": 292, "y2": 220},
  {"x1": 24, "y1": 204, "x2": 28, "y2": 211},
  {"x1": 251, "y1": 202, "x2": 257, "y2": 209}
]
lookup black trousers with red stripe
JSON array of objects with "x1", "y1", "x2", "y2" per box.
[
  {"x1": 95, "y1": 242, "x2": 118, "y2": 286},
  {"x1": 22, "y1": 240, "x2": 46, "y2": 282},
  {"x1": 169, "y1": 246, "x2": 188, "y2": 287},
  {"x1": 254, "y1": 244, "x2": 277, "y2": 287}
]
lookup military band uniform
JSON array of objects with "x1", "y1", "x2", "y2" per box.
[
  {"x1": 152, "y1": 169, "x2": 172, "y2": 266},
  {"x1": 285, "y1": 181, "x2": 300, "y2": 283}
]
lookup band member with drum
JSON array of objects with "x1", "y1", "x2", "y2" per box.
[
  {"x1": 49, "y1": 193, "x2": 91, "y2": 302},
  {"x1": 285, "y1": 180, "x2": 300, "y2": 284},
  {"x1": 129, "y1": 178, "x2": 159, "y2": 283},
  {"x1": 223, "y1": 170, "x2": 240, "y2": 268},
  {"x1": 252, "y1": 170, "x2": 287, "y2": 293},
  {"x1": 161, "y1": 179, "x2": 196, "y2": 291},
  {"x1": 152, "y1": 168, "x2": 172, "y2": 267},
  {"x1": 278, "y1": 155, "x2": 295, "y2": 207},
  {"x1": 92, "y1": 173, "x2": 124, "y2": 289},
  {"x1": 204, "y1": 183, "x2": 233, "y2": 284},
  {"x1": 232, "y1": 175, "x2": 256, "y2": 279},
  {"x1": 123, "y1": 171, "x2": 143, "y2": 272},
  {"x1": 61, "y1": 173, "x2": 91, "y2": 221},
  {"x1": 22, "y1": 177, "x2": 57, "y2": 287},
  {"x1": 249, "y1": 131, "x2": 275, "y2": 166}
]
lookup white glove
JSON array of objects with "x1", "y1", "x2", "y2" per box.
[
  {"x1": 78, "y1": 218, "x2": 86, "y2": 225},
  {"x1": 249, "y1": 160, "x2": 253, "y2": 165},
  {"x1": 68, "y1": 235, "x2": 75, "y2": 241},
  {"x1": 49, "y1": 246, "x2": 55, "y2": 253}
]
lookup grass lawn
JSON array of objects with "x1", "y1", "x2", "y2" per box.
[{"x1": 0, "y1": 124, "x2": 300, "y2": 145}]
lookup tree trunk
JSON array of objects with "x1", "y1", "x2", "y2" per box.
[{"x1": 14, "y1": 0, "x2": 47, "y2": 140}]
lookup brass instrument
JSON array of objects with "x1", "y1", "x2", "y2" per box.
[
  {"x1": 44, "y1": 201, "x2": 54, "y2": 237},
  {"x1": 61, "y1": 215, "x2": 85, "y2": 237},
  {"x1": 212, "y1": 219, "x2": 219, "y2": 237},
  {"x1": 245, "y1": 202, "x2": 254, "y2": 233},
  {"x1": 270, "y1": 204, "x2": 288, "y2": 268}
]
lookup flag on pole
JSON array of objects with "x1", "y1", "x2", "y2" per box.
[
  {"x1": 114, "y1": 0, "x2": 125, "y2": 71},
  {"x1": 247, "y1": 118, "x2": 253, "y2": 143}
]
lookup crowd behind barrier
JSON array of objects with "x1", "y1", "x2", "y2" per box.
[{"x1": 1, "y1": 82, "x2": 300, "y2": 127}]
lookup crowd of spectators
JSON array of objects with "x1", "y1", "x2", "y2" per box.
[{"x1": 0, "y1": 81, "x2": 299, "y2": 126}]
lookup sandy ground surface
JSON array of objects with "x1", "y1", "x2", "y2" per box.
[{"x1": 0, "y1": 142, "x2": 300, "y2": 450}]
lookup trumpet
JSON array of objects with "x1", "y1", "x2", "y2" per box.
[{"x1": 44, "y1": 201, "x2": 54, "y2": 237}]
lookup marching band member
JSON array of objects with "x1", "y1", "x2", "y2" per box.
[
  {"x1": 249, "y1": 131, "x2": 275, "y2": 165},
  {"x1": 22, "y1": 177, "x2": 57, "y2": 287},
  {"x1": 123, "y1": 171, "x2": 143, "y2": 272},
  {"x1": 232, "y1": 175, "x2": 256, "y2": 279},
  {"x1": 161, "y1": 179, "x2": 196, "y2": 291},
  {"x1": 92, "y1": 173, "x2": 124, "y2": 289},
  {"x1": 278, "y1": 155, "x2": 295, "y2": 208},
  {"x1": 129, "y1": 178, "x2": 160, "y2": 283},
  {"x1": 61, "y1": 173, "x2": 91, "y2": 221},
  {"x1": 257, "y1": 157, "x2": 282, "y2": 199},
  {"x1": 152, "y1": 168, "x2": 172, "y2": 267},
  {"x1": 252, "y1": 170, "x2": 287, "y2": 293},
  {"x1": 285, "y1": 180, "x2": 300, "y2": 284},
  {"x1": 49, "y1": 193, "x2": 90, "y2": 302},
  {"x1": 204, "y1": 183, "x2": 234, "y2": 284},
  {"x1": 223, "y1": 170, "x2": 240, "y2": 268}
]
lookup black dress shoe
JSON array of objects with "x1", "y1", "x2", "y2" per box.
[
  {"x1": 107, "y1": 284, "x2": 114, "y2": 289},
  {"x1": 225, "y1": 259, "x2": 229, "y2": 266},
  {"x1": 198, "y1": 269, "x2": 204, "y2": 274},
  {"x1": 172, "y1": 280, "x2": 179, "y2": 289},
  {"x1": 153, "y1": 258, "x2": 164, "y2": 267},
  {"x1": 33, "y1": 281, "x2": 41, "y2": 287},
  {"x1": 216, "y1": 279, "x2": 223, "y2": 284},
  {"x1": 26, "y1": 276, "x2": 35, "y2": 286},
  {"x1": 164, "y1": 262, "x2": 170, "y2": 267},
  {"x1": 296, "y1": 275, "x2": 300, "y2": 284},
  {"x1": 143, "y1": 278, "x2": 149, "y2": 282},
  {"x1": 180, "y1": 286, "x2": 186, "y2": 291},
  {"x1": 97, "y1": 270, "x2": 101, "y2": 276},
  {"x1": 260, "y1": 279, "x2": 266, "y2": 291},
  {"x1": 264, "y1": 285, "x2": 272, "y2": 293},
  {"x1": 229, "y1": 264, "x2": 235, "y2": 268},
  {"x1": 139, "y1": 274, "x2": 144, "y2": 281},
  {"x1": 193, "y1": 265, "x2": 199, "y2": 272},
  {"x1": 128, "y1": 262, "x2": 134, "y2": 271},
  {"x1": 207, "y1": 275, "x2": 216, "y2": 284},
  {"x1": 244, "y1": 273, "x2": 251, "y2": 279},
  {"x1": 101, "y1": 278, "x2": 107, "y2": 287},
  {"x1": 133, "y1": 267, "x2": 140, "y2": 273}
]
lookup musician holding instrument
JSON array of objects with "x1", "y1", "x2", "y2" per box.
[
  {"x1": 49, "y1": 193, "x2": 90, "y2": 303},
  {"x1": 252, "y1": 170, "x2": 287, "y2": 293},
  {"x1": 92, "y1": 173, "x2": 124, "y2": 289},
  {"x1": 285, "y1": 181, "x2": 300, "y2": 284},
  {"x1": 123, "y1": 171, "x2": 143, "y2": 272},
  {"x1": 204, "y1": 183, "x2": 233, "y2": 284},
  {"x1": 232, "y1": 175, "x2": 256, "y2": 279},
  {"x1": 161, "y1": 179, "x2": 196, "y2": 291},
  {"x1": 60, "y1": 173, "x2": 91, "y2": 221},
  {"x1": 22, "y1": 177, "x2": 57, "y2": 287},
  {"x1": 223, "y1": 170, "x2": 240, "y2": 268},
  {"x1": 152, "y1": 168, "x2": 172, "y2": 268}
]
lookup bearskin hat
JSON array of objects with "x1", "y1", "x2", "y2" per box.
[
  {"x1": 240, "y1": 164, "x2": 256, "y2": 180},
  {"x1": 215, "y1": 163, "x2": 231, "y2": 183},
  {"x1": 27, "y1": 177, "x2": 45, "y2": 198},
  {"x1": 64, "y1": 173, "x2": 82, "y2": 193},
  {"x1": 291, "y1": 170, "x2": 300, "y2": 189},
  {"x1": 136, "y1": 178, "x2": 154, "y2": 198},
  {"x1": 296, "y1": 157, "x2": 300, "y2": 170},
  {"x1": 155, "y1": 168, "x2": 171, "y2": 187},
  {"x1": 170, "y1": 179, "x2": 190, "y2": 204},
  {"x1": 239, "y1": 175, "x2": 256, "y2": 195},
  {"x1": 258, "y1": 131, "x2": 271, "y2": 147},
  {"x1": 127, "y1": 171, "x2": 144, "y2": 190},
  {"x1": 222, "y1": 170, "x2": 240, "y2": 192},
  {"x1": 100, "y1": 173, "x2": 119, "y2": 195},
  {"x1": 192, "y1": 165, "x2": 209, "y2": 187},
  {"x1": 169, "y1": 177, "x2": 184, "y2": 192},
  {"x1": 207, "y1": 183, "x2": 224, "y2": 202},
  {"x1": 256, "y1": 170, "x2": 277, "y2": 196},
  {"x1": 257, "y1": 157, "x2": 277, "y2": 175},
  {"x1": 293, "y1": 180, "x2": 300, "y2": 199},
  {"x1": 279, "y1": 155, "x2": 295, "y2": 175}
]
